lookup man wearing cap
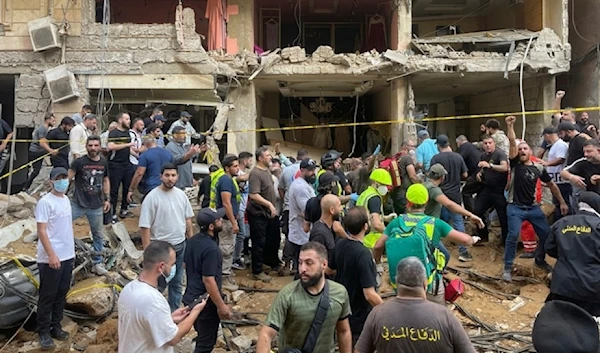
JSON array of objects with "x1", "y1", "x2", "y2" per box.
[
  {"x1": 139, "y1": 163, "x2": 195, "y2": 311},
  {"x1": 143, "y1": 109, "x2": 167, "y2": 148},
  {"x1": 374, "y1": 184, "x2": 479, "y2": 305},
  {"x1": 127, "y1": 135, "x2": 174, "y2": 201},
  {"x1": 166, "y1": 125, "x2": 203, "y2": 189},
  {"x1": 415, "y1": 130, "x2": 438, "y2": 172},
  {"x1": 183, "y1": 208, "x2": 233, "y2": 353},
  {"x1": 35, "y1": 167, "x2": 76, "y2": 349},
  {"x1": 430, "y1": 135, "x2": 473, "y2": 262},
  {"x1": 208, "y1": 154, "x2": 241, "y2": 291},
  {"x1": 541, "y1": 126, "x2": 571, "y2": 219},
  {"x1": 317, "y1": 150, "x2": 351, "y2": 195},
  {"x1": 168, "y1": 111, "x2": 198, "y2": 146},
  {"x1": 355, "y1": 257, "x2": 476, "y2": 353},
  {"x1": 503, "y1": 116, "x2": 569, "y2": 282},
  {"x1": 285, "y1": 158, "x2": 318, "y2": 274},
  {"x1": 545, "y1": 191, "x2": 600, "y2": 317},
  {"x1": 356, "y1": 168, "x2": 394, "y2": 250},
  {"x1": 71, "y1": 104, "x2": 92, "y2": 126},
  {"x1": 392, "y1": 139, "x2": 419, "y2": 214}
]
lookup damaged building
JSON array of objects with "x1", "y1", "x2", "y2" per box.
[{"x1": 0, "y1": 0, "x2": 571, "y2": 182}]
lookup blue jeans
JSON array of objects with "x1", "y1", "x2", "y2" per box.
[
  {"x1": 158, "y1": 240, "x2": 186, "y2": 312},
  {"x1": 505, "y1": 204, "x2": 549, "y2": 269},
  {"x1": 233, "y1": 214, "x2": 249, "y2": 262},
  {"x1": 71, "y1": 202, "x2": 104, "y2": 264},
  {"x1": 440, "y1": 207, "x2": 468, "y2": 256}
]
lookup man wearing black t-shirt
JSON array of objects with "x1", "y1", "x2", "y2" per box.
[
  {"x1": 309, "y1": 194, "x2": 341, "y2": 259},
  {"x1": 304, "y1": 171, "x2": 348, "y2": 239},
  {"x1": 503, "y1": 116, "x2": 569, "y2": 282},
  {"x1": 329, "y1": 206, "x2": 382, "y2": 345},
  {"x1": 561, "y1": 139, "x2": 600, "y2": 197},
  {"x1": 456, "y1": 135, "x2": 483, "y2": 213},
  {"x1": 107, "y1": 112, "x2": 135, "y2": 221},
  {"x1": 183, "y1": 208, "x2": 232, "y2": 353},
  {"x1": 68, "y1": 136, "x2": 111, "y2": 275},
  {"x1": 45, "y1": 117, "x2": 75, "y2": 169},
  {"x1": 474, "y1": 135, "x2": 509, "y2": 244}
]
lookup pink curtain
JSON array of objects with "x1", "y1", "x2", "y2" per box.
[{"x1": 205, "y1": 0, "x2": 226, "y2": 50}]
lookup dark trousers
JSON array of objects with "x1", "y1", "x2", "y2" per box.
[
  {"x1": 284, "y1": 239, "x2": 302, "y2": 272},
  {"x1": 193, "y1": 303, "x2": 220, "y2": 353},
  {"x1": 461, "y1": 175, "x2": 481, "y2": 214},
  {"x1": 24, "y1": 150, "x2": 45, "y2": 191},
  {"x1": 249, "y1": 214, "x2": 281, "y2": 274},
  {"x1": 553, "y1": 183, "x2": 573, "y2": 220},
  {"x1": 37, "y1": 259, "x2": 73, "y2": 334},
  {"x1": 109, "y1": 162, "x2": 133, "y2": 215},
  {"x1": 475, "y1": 188, "x2": 508, "y2": 242}
]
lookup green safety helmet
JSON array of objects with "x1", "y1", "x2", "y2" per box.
[{"x1": 369, "y1": 168, "x2": 392, "y2": 186}]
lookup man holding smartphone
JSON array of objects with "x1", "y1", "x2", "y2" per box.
[{"x1": 183, "y1": 208, "x2": 233, "y2": 353}]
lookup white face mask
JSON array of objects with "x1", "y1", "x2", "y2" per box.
[{"x1": 377, "y1": 185, "x2": 388, "y2": 196}]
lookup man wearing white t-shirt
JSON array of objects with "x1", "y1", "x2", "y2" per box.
[
  {"x1": 118, "y1": 241, "x2": 207, "y2": 353},
  {"x1": 139, "y1": 163, "x2": 194, "y2": 311},
  {"x1": 35, "y1": 167, "x2": 75, "y2": 350},
  {"x1": 541, "y1": 126, "x2": 572, "y2": 219}
]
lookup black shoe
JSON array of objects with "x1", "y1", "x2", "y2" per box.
[
  {"x1": 519, "y1": 252, "x2": 535, "y2": 259},
  {"x1": 50, "y1": 327, "x2": 69, "y2": 341},
  {"x1": 39, "y1": 332, "x2": 55, "y2": 350},
  {"x1": 534, "y1": 261, "x2": 553, "y2": 273}
]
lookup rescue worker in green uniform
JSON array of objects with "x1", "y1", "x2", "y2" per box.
[
  {"x1": 373, "y1": 184, "x2": 479, "y2": 305},
  {"x1": 356, "y1": 168, "x2": 396, "y2": 249}
]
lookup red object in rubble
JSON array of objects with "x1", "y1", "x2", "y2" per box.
[{"x1": 445, "y1": 278, "x2": 465, "y2": 303}]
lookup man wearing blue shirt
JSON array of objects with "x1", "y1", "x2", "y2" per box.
[
  {"x1": 416, "y1": 130, "x2": 439, "y2": 172},
  {"x1": 127, "y1": 135, "x2": 173, "y2": 203}
]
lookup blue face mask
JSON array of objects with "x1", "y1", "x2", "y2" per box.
[
  {"x1": 53, "y1": 179, "x2": 69, "y2": 193},
  {"x1": 162, "y1": 265, "x2": 176, "y2": 283}
]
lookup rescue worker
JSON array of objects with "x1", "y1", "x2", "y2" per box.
[
  {"x1": 356, "y1": 168, "x2": 395, "y2": 249},
  {"x1": 316, "y1": 150, "x2": 350, "y2": 195}
]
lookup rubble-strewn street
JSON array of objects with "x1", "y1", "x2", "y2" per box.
[{"x1": 0, "y1": 192, "x2": 556, "y2": 353}]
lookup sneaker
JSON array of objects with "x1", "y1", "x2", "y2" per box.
[
  {"x1": 232, "y1": 261, "x2": 246, "y2": 270},
  {"x1": 534, "y1": 261, "x2": 553, "y2": 273},
  {"x1": 119, "y1": 210, "x2": 134, "y2": 219},
  {"x1": 519, "y1": 252, "x2": 535, "y2": 259},
  {"x1": 278, "y1": 266, "x2": 292, "y2": 276},
  {"x1": 458, "y1": 252, "x2": 473, "y2": 262},
  {"x1": 502, "y1": 269, "x2": 512, "y2": 282},
  {"x1": 253, "y1": 272, "x2": 272, "y2": 283},
  {"x1": 111, "y1": 215, "x2": 118, "y2": 224},
  {"x1": 222, "y1": 277, "x2": 239, "y2": 291},
  {"x1": 128, "y1": 203, "x2": 139, "y2": 208},
  {"x1": 93, "y1": 263, "x2": 108, "y2": 275},
  {"x1": 50, "y1": 327, "x2": 69, "y2": 341},
  {"x1": 38, "y1": 332, "x2": 55, "y2": 350}
]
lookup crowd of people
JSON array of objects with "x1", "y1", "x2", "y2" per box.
[{"x1": 28, "y1": 92, "x2": 600, "y2": 353}]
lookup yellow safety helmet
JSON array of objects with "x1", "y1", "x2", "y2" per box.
[{"x1": 369, "y1": 168, "x2": 393, "y2": 186}]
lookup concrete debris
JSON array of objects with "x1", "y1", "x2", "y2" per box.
[
  {"x1": 281, "y1": 46, "x2": 306, "y2": 63},
  {"x1": 18, "y1": 318, "x2": 78, "y2": 353},
  {"x1": 213, "y1": 104, "x2": 231, "y2": 140},
  {"x1": 383, "y1": 50, "x2": 408, "y2": 65},
  {"x1": 231, "y1": 290, "x2": 245, "y2": 303},
  {"x1": 12, "y1": 208, "x2": 33, "y2": 220},
  {"x1": 16, "y1": 192, "x2": 38, "y2": 209},
  {"x1": 0, "y1": 218, "x2": 36, "y2": 249},
  {"x1": 176, "y1": 336, "x2": 195, "y2": 353},
  {"x1": 0, "y1": 193, "x2": 26, "y2": 212},
  {"x1": 230, "y1": 335, "x2": 253, "y2": 352},
  {"x1": 22, "y1": 232, "x2": 38, "y2": 243},
  {"x1": 66, "y1": 277, "x2": 114, "y2": 317},
  {"x1": 326, "y1": 54, "x2": 353, "y2": 67},
  {"x1": 83, "y1": 344, "x2": 115, "y2": 353},
  {"x1": 106, "y1": 222, "x2": 143, "y2": 261},
  {"x1": 312, "y1": 45, "x2": 335, "y2": 62}
]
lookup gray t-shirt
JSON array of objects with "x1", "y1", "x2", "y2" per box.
[
  {"x1": 30, "y1": 125, "x2": 49, "y2": 153},
  {"x1": 356, "y1": 297, "x2": 476, "y2": 353},
  {"x1": 288, "y1": 177, "x2": 316, "y2": 245},
  {"x1": 139, "y1": 187, "x2": 194, "y2": 245},
  {"x1": 424, "y1": 181, "x2": 444, "y2": 218},
  {"x1": 279, "y1": 162, "x2": 301, "y2": 212},
  {"x1": 165, "y1": 141, "x2": 194, "y2": 189}
]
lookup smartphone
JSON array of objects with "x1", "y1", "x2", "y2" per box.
[{"x1": 188, "y1": 293, "x2": 209, "y2": 310}]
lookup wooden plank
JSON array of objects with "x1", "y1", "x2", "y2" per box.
[
  {"x1": 86, "y1": 74, "x2": 215, "y2": 90},
  {"x1": 260, "y1": 117, "x2": 285, "y2": 142}
]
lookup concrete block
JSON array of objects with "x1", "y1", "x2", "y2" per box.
[
  {"x1": 11, "y1": 10, "x2": 39, "y2": 23},
  {"x1": 66, "y1": 277, "x2": 113, "y2": 317},
  {"x1": 16, "y1": 88, "x2": 43, "y2": 100},
  {"x1": 327, "y1": 54, "x2": 352, "y2": 67},
  {"x1": 230, "y1": 335, "x2": 252, "y2": 352},
  {"x1": 18, "y1": 74, "x2": 44, "y2": 88},
  {"x1": 14, "y1": 112, "x2": 35, "y2": 127},
  {"x1": 147, "y1": 38, "x2": 173, "y2": 51},
  {"x1": 12, "y1": 0, "x2": 44, "y2": 10},
  {"x1": 16, "y1": 99, "x2": 38, "y2": 113},
  {"x1": 312, "y1": 45, "x2": 335, "y2": 62},
  {"x1": 0, "y1": 218, "x2": 36, "y2": 249}
]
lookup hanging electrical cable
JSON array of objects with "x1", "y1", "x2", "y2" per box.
[
  {"x1": 519, "y1": 36, "x2": 534, "y2": 140},
  {"x1": 348, "y1": 94, "x2": 359, "y2": 157},
  {"x1": 96, "y1": 0, "x2": 114, "y2": 120}
]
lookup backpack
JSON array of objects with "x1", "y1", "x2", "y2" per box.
[
  {"x1": 379, "y1": 158, "x2": 401, "y2": 189},
  {"x1": 385, "y1": 215, "x2": 444, "y2": 295}
]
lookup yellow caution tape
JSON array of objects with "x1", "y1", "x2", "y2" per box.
[
  {"x1": 66, "y1": 283, "x2": 122, "y2": 298},
  {"x1": 12, "y1": 257, "x2": 39, "y2": 289}
]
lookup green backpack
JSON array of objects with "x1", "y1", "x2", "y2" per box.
[{"x1": 385, "y1": 215, "x2": 444, "y2": 294}]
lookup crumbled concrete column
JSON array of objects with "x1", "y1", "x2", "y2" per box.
[{"x1": 227, "y1": 83, "x2": 257, "y2": 156}]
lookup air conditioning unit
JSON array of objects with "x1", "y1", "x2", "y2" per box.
[
  {"x1": 43, "y1": 65, "x2": 80, "y2": 103},
  {"x1": 28, "y1": 17, "x2": 60, "y2": 52}
]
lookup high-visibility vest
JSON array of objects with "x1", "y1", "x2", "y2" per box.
[
  {"x1": 209, "y1": 168, "x2": 241, "y2": 209},
  {"x1": 316, "y1": 169, "x2": 342, "y2": 196},
  {"x1": 356, "y1": 186, "x2": 383, "y2": 249}
]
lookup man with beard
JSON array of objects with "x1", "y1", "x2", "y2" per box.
[
  {"x1": 118, "y1": 241, "x2": 207, "y2": 353},
  {"x1": 166, "y1": 126, "x2": 203, "y2": 189},
  {"x1": 304, "y1": 171, "x2": 349, "y2": 239},
  {"x1": 233, "y1": 152, "x2": 253, "y2": 268},
  {"x1": 143, "y1": 112, "x2": 167, "y2": 148},
  {"x1": 167, "y1": 111, "x2": 198, "y2": 146},
  {"x1": 356, "y1": 169, "x2": 394, "y2": 250},
  {"x1": 127, "y1": 135, "x2": 173, "y2": 201},
  {"x1": 456, "y1": 135, "x2": 482, "y2": 213},
  {"x1": 68, "y1": 136, "x2": 111, "y2": 275},
  {"x1": 561, "y1": 139, "x2": 600, "y2": 196},
  {"x1": 71, "y1": 104, "x2": 92, "y2": 125},
  {"x1": 108, "y1": 112, "x2": 135, "y2": 221},
  {"x1": 69, "y1": 113, "x2": 98, "y2": 163},
  {"x1": 316, "y1": 150, "x2": 350, "y2": 195},
  {"x1": 309, "y1": 194, "x2": 342, "y2": 258},
  {"x1": 576, "y1": 111, "x2": 598, "y2": 135},
  {"x1": 283, "y1": 159, "x2": 317, "y2": 275},
  {"x1": 257, "y1": 242, "x2": 352, "y2": 353},
  {"x1": 503, "y1": 116, "x2": 569, "y2": 282},
  {"x1": 247, "y1": 147, "x2": 281, "y2": 282},
  {"x1": 541, "y1": 126, "x2": 571, "y2": 219},
  {"x1": 24, "y1": 113, "x2": 56, "y2": 192},
  {"x1": 183, "y1": 208, "x2": 233, "y2": 353},
  {"x1": 485, "y1": 118, "x2": 510, "y2": 157},
  {"x1": 45, "y1": 117, "x2": 74, "y2": 169},
  {"x1": 139, "y1": 164, "x2": 195, "y2": 311},
  {"x1": 558, "y1": 122, "x2": 593, "y2": 212},
  {"x1": 328, "y1": 207, "x2": 382, "y2": 346}
]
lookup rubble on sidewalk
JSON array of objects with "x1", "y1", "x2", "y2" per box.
[
  {"x1": 17, "y1": 318, "x2": 78, "y2": 353},
  {"x1": 66, "y1": 277, "x2": 116, "y2": 317}
]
